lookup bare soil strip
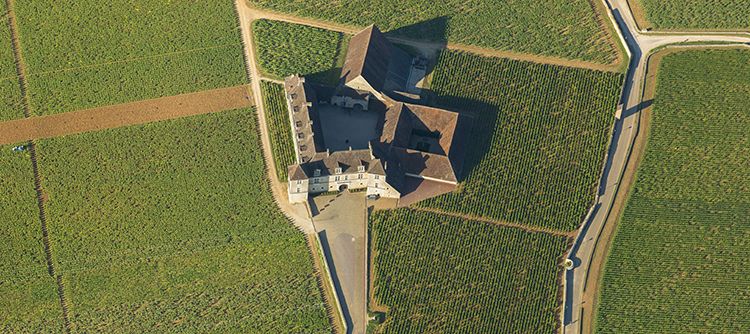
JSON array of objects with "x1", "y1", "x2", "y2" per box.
[
  {"x1": 411, "y1": 206, "x2": 574, "y2": 237},
  {"x1": 244, "y1": 6, "x2": 626, "y2": 73},
  {"x1": 0, "y1": 85, "x2": 253, "y2": 144}
]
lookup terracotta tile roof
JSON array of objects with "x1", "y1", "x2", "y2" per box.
[
  {"x1": 297, "y1": 149, "x2": 385, "y2": 178},
  {"x1": 340, "y1": 25, "x2": 393, "y2": 92},
  {"x1": 284, "y1": 74, "x2": 327, "y2": 163},
  {"x1": 288, "y1": 164, "x2": 308, "y2": 181},
  {"x1": 391, "y1": 147, "x2": 457, "y2": 183}
]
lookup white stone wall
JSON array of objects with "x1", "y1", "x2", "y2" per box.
[
  {"x1": 289, "y1": 178, "x2": 309, "y2": 203},
  {"x1": 331, "y1": 95, "x2": 369, "y2": 111}
]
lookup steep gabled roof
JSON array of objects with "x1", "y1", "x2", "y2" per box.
[{"x1": 340, "y1": 25, "x2": 393, "y2": 92}]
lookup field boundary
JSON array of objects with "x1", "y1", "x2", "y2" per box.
[
  {"x1": 243, "y1": 5, "x2": 626, "y2": 73},
  {"x1": 6, "y1": 0, "x2": 29, "y2": 116},
  {"x1": 0, "y1": 85, "x2": 253, "y2": 144},
  {"x1": 411, "y1": 206, "x2": 573, "y2": 237},
  {"x1": 28, "y1": 141, "x2": 71, "y2": 331}
]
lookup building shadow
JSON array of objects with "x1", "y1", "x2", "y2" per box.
[
  {"x1": 385, "y1": 16, "x2": 450, "y2": 44},
  {"x1": 318, "y1": 230, "x2": 354, "y2": 333}
]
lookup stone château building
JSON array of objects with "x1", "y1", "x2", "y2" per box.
[{"x1": 286, "y1": 25, "x2": 472, "y2": 204}]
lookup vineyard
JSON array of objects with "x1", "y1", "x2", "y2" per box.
[
  {"x1": 370, "y1": 208, "x2": 569, "y2": 333},
  {"x1": 0, "y1": 143, "x2": 65, "y2": 332},
  {"x1": 596, "y1": 50, "x2": 750, "y2": 332},
  {"x1": 417, "y1": 50, "x2": 622, "y2": 232},
  {"x1": 0, "y1": 16, "x2": 16, "y2": 79},
  {"x1": 252, "y1": 19, "x2": 347, "y2": 86},
  {"x1": 5, "y1": 0, "x2": 248, "y2": 117},
  {"x1": 26, "y1": 45, "x2": 247, "y2": 116},
  {"x1": 14, "y1": 0, "x2": 243, "y2": 73},
  {"x1": 260, "y1": 80, "x2": 296, "y2": 181},
  {"x1": 0, "y1": 79, "x2": 25, "y2": 121},
  {"x1": 247, "y1": 0, "x2": 619, "y2": 64},
  {"x1": 9, "y1": 109, "x2": 333, "y2": 331},
  {"x1": 638, "y1": 0, "x2": 750, "y2": 30}
]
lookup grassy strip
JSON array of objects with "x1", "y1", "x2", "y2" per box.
[
  {"x1": 417, "y1": 50, "x2": 622, "y2": 232},
  {"x1": 260, "y1": 80, "x2": 296, "y2": 181},
  {"x1": 638, "y1": 0, "x2": 750, "y2": 30},
  {"x1": 0, "y1": 143, "x2": 64, "y2": 331},
  {"x1": 26, "y1": 45, "x2": 247, "y2": 116},
  {"x1": 14, "y1": 0, "x2": 242, "y2": 73},
  {"x1": 596, "y1": 49, "x2": 750, "y2": 332},
  {"x1": 248, "y1": 0, "x2": 618, "y2": 64},
  {"x1": 252, "y1": 19, "x2": 347, "y2": 86},
  {"x1": 0, "y1": 78, "x2": 25, "y2": 121},
  {"x1": 370, "y1": 208, "x2": 568, "y2": 333}
]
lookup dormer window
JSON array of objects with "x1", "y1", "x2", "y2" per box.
[
  {"x1": 293, "y1": 106, "x2": 299, "y2": 113},
  {"x1": 296, "y1": 121, "x2": 302, "y2": 128},
  {"x1": 291, "y1": 93, "x2": 297, "y2": 99},
  {"x1": 335, "y1": 167, "x2": 342, "y2": 174},
  {"x1": 358, "y1": 165, "x2": 365, "y2": 172},
  {"x1": 314, "y1": 169, "x2": 321, "y2": 177}
]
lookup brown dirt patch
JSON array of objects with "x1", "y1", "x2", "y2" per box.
[{"x1": 0, "y1": 85, "x2": 253, "y2": 144}]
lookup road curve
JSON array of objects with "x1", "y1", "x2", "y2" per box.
[{"x1": 562, "y1": 1, "x2": 750, "y2": 333}]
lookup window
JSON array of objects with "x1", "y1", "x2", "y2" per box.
[
  {"x1": 374, "y1": 175, "x2": 379, "y2": 180},
  {"x1": 335, "y1": 167, "x2": 342, "y2": 174},
  {"x1": 296, "y1": 180, "x2": 303, "y2": 184},
  {"x1": 335, "y1": 176, "x2": 340, "y2": 181},
  {"x1": 314, "y1": 178, "x2": 319, "y2": 184},
  {"x1": 314, "y1": 169, "x2": 321, "y2": 177},
  {"x1": 358, "y1": 174, "x2": 363, "y2": 179},
  {"x1": 358, "y1": 165, "x2": 365, "y2": 172},
  {"x1": 375, "y1": 183, "x2": 378, "y2": 188},
  {"x1": 344, "y1": 175, "x2": 348, "y2": 180},
  {"x1": 296, "y1": 188, "x2": 300, "y2": 193}
]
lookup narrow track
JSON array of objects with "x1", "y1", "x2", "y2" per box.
[{"x1": 562, "y1": 1, "x2": 750, "y2": 333}]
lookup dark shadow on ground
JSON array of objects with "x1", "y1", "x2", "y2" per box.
[
  {"x1": 318, "y1": 230, "x2": 354, "y2": 333},
  {"x1": 385, "y1": 16, "x2": 450, "y2": 44}
]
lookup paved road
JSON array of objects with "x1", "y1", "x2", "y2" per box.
[
  {"x1": 562, "y1": 1, "x2": 750, "y2": 333},
  {"x1": 310, "y1": 192, "x2": 368, "y2": 334}
]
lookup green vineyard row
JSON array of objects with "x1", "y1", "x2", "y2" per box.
[
  {"x1": 596, "y1": 49, "x2": 750, "y2": 333},
  {"x1": 260, "y1": 80, "x2": 297, "y2": 182},
  {"x1": 371, "y1": 208, "x2": 569, "y2": 333},
  {"x1": 417, "y1": 50, "x2": 622, "y2": 232}
]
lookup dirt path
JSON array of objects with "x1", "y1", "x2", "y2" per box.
[
  {"x1": 0, "y1": 85, "x2": 253, "y2": 144},
  {"x1": 242, "y1": 5, "x2": 626, "y2": 73},
  {"x1": 234, "y1": 0, "x2": 315, "y2": 235}
]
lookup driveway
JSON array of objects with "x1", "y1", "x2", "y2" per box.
[{"x1": 310, "y1": 191, "x2": 367, "y2": 334}]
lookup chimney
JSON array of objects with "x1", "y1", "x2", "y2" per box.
[
  {"x1": 384, "y1": 161, "x2": 387, "y2": 170},
  {"x1": 349, "y1": 146, "x2": 352, "y2": 151}
]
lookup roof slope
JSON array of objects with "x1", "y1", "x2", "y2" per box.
[{"x1": 340, "y1": 25, "x2": 393, "y2": 92}]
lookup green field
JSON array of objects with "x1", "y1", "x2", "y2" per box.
[
  {"x1": 7, "y1": 0, "x2": 248, "y2": 119},
  {"x1": 0, "y1": 78, "x2": 25, "y2": 121},
  {"x1": 0, "y1": 16, "x2": 17, "y2": 79},
  {"x1": 596, "y1": 49, "x2": 750, "y2": 332},
  {"x1": 0, "y1": 143, "x2": 65, "y2": 332},
  {"x1": 638, "y1": 0, "x2": 750, "y2": 30},
  {"x1": 417, "y1": 51, "x2": 622, "y2": 232},
  {"x1": 370, "y1": 209, "x2": 568, "y2": 333},
  {"x1": 260, "y1": 80, "x2": 296, "y2": 181},
  {"x1": 253, "y1": 19, "x2": 348, "y2": 86},
  {"x1": 14, "y1": 0, "x2": 242, "y2": 73},
  {"x1": 0, "y1": 109, "x2": 332, "y2": 331},
  {"x1": 248, "y1": 0, "x2": 618, "y2": 64},
  {"x1": 26, "y1": 45, "x2": 247, "y2": 116}
]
